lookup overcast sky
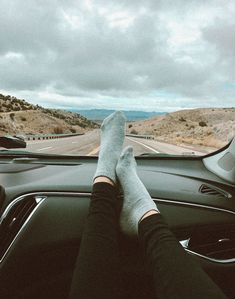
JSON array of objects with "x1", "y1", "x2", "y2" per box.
[{"x1": 0, "y1": 0, "x2": 235, "y2": 112}]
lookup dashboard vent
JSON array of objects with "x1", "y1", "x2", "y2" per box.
[
  {"x1": 199, "y1": 184, "x2": 231, "y2": 199},
  {"x1": 0, "y1": 195, "x2": 45, "y2": 261}
]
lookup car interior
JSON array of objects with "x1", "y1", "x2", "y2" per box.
[{"x1": 0, "y1": 136, "x2": 234, "y2": 298}]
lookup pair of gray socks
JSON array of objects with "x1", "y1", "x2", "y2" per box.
[{"x1": 94, "y1": 111, "x2": 158, "y2": 235}]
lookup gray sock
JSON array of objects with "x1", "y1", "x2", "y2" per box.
[
  {"x1": 116, "y1": 146, "x2": 159, "y2": 235},
  {"x1": 94, "y1": 111, "x2": 126, "y2": 184}
]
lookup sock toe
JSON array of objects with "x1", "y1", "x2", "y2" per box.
[
  {"x1": 118, "y1": 146, "x2": 136, "y2": 171},
  {"x1": 120, "y1": 146, "x2": 133, "y2": 159},
  {"x1": 102, "y1": 111, "x2": 126, "y2": 129}
]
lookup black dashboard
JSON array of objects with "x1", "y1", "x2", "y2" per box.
[{"x1": 0, "y1": 155, "x2": 234, "y2": 298}]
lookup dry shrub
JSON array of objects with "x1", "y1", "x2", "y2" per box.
[
  {"x1": 130, "y1": 129, "x2": 138, "y2": 135},
  {"x1": 70, "y1": 128, "x2": 76, "y2": 133},
  {"x1": 10, "y1": 113, "x2": 15, "y2": 120},
  {"x1": 53, "y1": 126, "x2": 64, "y2": 134},
  {"x1": 199, "y1": 121, "x2": 207, "y2": 127}
]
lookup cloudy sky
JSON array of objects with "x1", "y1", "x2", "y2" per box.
[{"x1": 0, "y1": 0, "x2": 235, "y2": 112}]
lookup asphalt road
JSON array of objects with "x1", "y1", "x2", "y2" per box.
[{"x1": 23, "y1": 129, "x2": 206, "y2": 156}]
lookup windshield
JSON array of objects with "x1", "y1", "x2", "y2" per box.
[{"x1": 0, "y1": 1, "x2": 234, "y2": 157}]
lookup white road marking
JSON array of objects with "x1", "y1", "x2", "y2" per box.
[
  {"x1": 27, "y1": 140, "x2": 58, "y2": 145},
  {"x1": 87, "y1": 146, "x2": 100, "y2": 156},
  {"x1": 37, "y1": 146, "x2": 53, "y2": 151},
  {"x1": 126, "y1": 137, "x2": 160, "y2": 153},
  {"x1": 72, "y1": 141, "x2": 79, "y2": 144}
]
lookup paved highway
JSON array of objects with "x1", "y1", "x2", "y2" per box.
[
  {"x1": 23, "y1": 129, "x2": 207, "y2": 156},
  {"x1": 25, "y1": 130, "x2": 100, "y2": 155}
]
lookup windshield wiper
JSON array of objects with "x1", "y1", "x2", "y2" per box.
[
  {"x1": 139, "y1": 153, "x2": 170, "y2": 157},
  {"x1": 139, "y1": 152, "x2": 199, "y2": 158}
]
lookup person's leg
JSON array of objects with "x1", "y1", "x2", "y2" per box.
[
  {"x1": 116, "y1": 146, "x2": 226, "y2": 299},
  {"x1": 69, "y1": 179, "x2": 123, "y2": 299},
  {"x1": 69, "y1": 111, "x2": 126, "y2": 299},
  {"x1": 139, "y1": 214, "x2": 227, "y2": 299}
]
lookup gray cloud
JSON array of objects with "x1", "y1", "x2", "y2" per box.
[{"x1": 0, "y1": 0, "x2": 234, "y2": 111}]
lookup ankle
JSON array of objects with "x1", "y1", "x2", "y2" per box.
[
  {"x1": 139, "y1": 209, "x2": 160, "y2": 223},
  {"x1": 94, "y1": 176, "x2": 115, "y2": 187}
]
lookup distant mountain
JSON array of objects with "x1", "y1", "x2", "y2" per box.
[{"x1": 68, "y1": 109, "x2": 166, "y2": 121}]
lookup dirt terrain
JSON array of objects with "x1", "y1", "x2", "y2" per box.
[
  {"x1": 1, "y1": 94, "x2": 234, "y2": 149},
  {"x1": 127, "y1": 108, "x2": 235, "y2": 149},
  {"x1": 0, "y1": 94, "x2": 98, "y2": 135}
]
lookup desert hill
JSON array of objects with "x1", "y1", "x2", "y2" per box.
[
  {"x1": 0, "y1": 94, "x2": 98, "y2": 135},
  {"x1": 127, "y1": 108, "x2": 235, "y2": 148},
  {"x1": 1, "y1": 94, "x2": 234, "y2": 149}
]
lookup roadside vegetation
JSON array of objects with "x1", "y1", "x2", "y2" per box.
[
  {"x1": 0, "y1": 94, "x2": 98, "y2": 135},
  {"x1": 126, "y1": 108, "x2": 235, "y2": 149}
]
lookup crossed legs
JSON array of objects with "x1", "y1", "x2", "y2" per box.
[{"x1": 69, "y1": 111, "x2": 226, "y2": 299}]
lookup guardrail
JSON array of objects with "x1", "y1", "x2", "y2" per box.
[
  {"x1": 24, "y1": 133, "x2": 84, "y2": 141},
  {"x1": 12, "y1": 132, "x2": 152, "y2": 142},
  {"x1": 126, "y1": 134, "x2": 154, "y2": 140}
]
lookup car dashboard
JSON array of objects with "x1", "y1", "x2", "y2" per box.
[{"x1": 0, "y1": 154, "x2": 234, "y2": 298}]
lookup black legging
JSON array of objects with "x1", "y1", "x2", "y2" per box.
[{"x1": 69, "y1": 182, "x2": 226, "y2": 299}]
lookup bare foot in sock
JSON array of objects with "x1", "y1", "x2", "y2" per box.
[
  {"x1": 94, "y1": 111, "x2": 126, "y2": 184},
  {"x1": 116, "y1": 146, "x2": 159, "y2": 235}
]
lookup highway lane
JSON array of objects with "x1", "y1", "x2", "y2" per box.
[
  {"x1": 126, "y1": 137, "x2": 206, "y2": 155},
  {"x1": 25, "y1": 130, "x2": 100, "y2": 155},
  {"x1": 22, "y1": 129, "x2": 206, "y2": 156}
]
